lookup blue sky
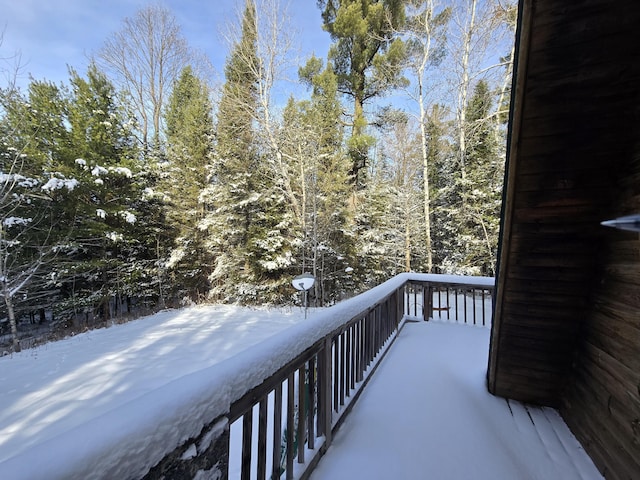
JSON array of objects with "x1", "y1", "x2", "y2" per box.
[{"x1": 0, "y1": 0, "x2": 330, "y2": 91}]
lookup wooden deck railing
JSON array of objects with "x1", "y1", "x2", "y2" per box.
[
  {"x1": 405, "y1": 279, "x2": 495, "y2": 326},
  {"x1": 143, "y1": 274, "x2": 494, "y2": 480},
  {"x1": 225, "y1": 287, "x2": 403, "y2": 480}
]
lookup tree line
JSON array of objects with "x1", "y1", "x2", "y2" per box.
[{"x1": 0, "y1": 0, "x2": 516, "y2": 351}]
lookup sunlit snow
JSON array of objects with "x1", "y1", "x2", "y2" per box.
[{"x1": 0, "y1": 275, "x2": 602, "y2": 479}]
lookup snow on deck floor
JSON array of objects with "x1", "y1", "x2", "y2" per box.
[{"x1": 310, "y1": 321, "x2": 602, "y2": 480}]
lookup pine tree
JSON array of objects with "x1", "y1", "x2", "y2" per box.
[
  {"x1": 438, "y1": 79, "x2": 500, "y2": 276},
  {"x1": 353, "y1": 151, "x2": 398, "y2": 287},
  {"x1": 161, "y1": 66, "x2": 214, "y2": 302},
  {"x1": 317, "y1": 0, "x2": 408, "y2": 187},
  {"x1": 55, "y1": 65, "x2": 142, "y2": 322},
  {"x1": 201, "y1": 0, "x2": 293, "y2": 303},
  {"x1": 296, "y1": 58, "x2": 354, "y2": 304},
  {"x1": 459, "y1": 79, "x2": 501, "y2": 275},
  {"x1": 0, "y1": 86, "x2": 67, "y2": 351}
]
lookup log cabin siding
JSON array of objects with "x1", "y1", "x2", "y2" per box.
[{"x1": 488, "y1": 0, "x2": 640, "y2": 477}]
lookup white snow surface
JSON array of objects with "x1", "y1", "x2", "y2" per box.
[
  {"x1": 0, "y1": 304, "x2": 307, "y2": 479},
  {"x1": 0, "y1": 274, "x2": 600, "y2": 479},
  {"x1": 41, "y1": 177, "x2": 79, "y2": 192},
  {"x1": 311, "y1": 321, "x2": 602, "y2": 480}
]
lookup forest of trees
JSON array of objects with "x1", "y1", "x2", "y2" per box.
[{"x1": 0, "y1": 0, "x2": 516, "y2": 351}]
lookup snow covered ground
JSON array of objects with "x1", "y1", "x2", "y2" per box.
[
  {"x1": 0, "y1": 304, "x2": 306, "y2": 479},
  {"x1": 311, "y1": 321, "x2": 602, "y2": 480},
  {"x1": 0, "y1": 281, "x2": 602, "y2": 479}
]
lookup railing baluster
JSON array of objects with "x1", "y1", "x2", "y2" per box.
[
  {"x1": 464, "y1": 288, "x2": 468, "y2": 324},
  {"x1": 257, "y1": 396, "x2": 268, "y2": 480},
  {"x1": 472, "y1": 289, "x2": 477, "y2": 325},
  {"x1": 297, "y1": 365, "x2": 306, "y2": 464},
  {"x1": 316, "y1": 350, "x2": 324, "y2": 438},
  {"x1": 360, "y1": 318, "x2": 365, "y2": 380},
  {"x1": 241, "y1": 410, "x2": 252, "y2": 480},
  {"x1": 482, "y1": 289, "x2": 486, "y2": 326},
  {"x1": 340, "y1": 332, "x2": 346, "y2": 406},
  {"x1": 349, "y1": 325, "x2": 355, "y2": 391},
  {"x1": 272, "y1": 384, "x2": 282, "y2": 480},
  {"x1": 333, "y1": 336, "x2": 339, "y2": 412},
  {"x1": 395, "y1": 288, "x2": 401, "y2": 328},
  {"x1": 405, "y1": 284, "x2": 409, "y2": 316},
  {"x1": 355, "y1": 320, "x2": 362, "y2": 383},
  {"x1": 345, "y1": 328, "x2": 351, "y2": 396},
  {"x1": 286, "y1": 372, "x2": 295, "y2": 480},
  {"x1": 373, "y1": 307, "x2": 379, "y2": 356},
  {"x1": 364, "y1": 315, "x2": 369, "y2": 368},
  {"x1": 322, "y1": 337, "x2": 332, "y2": 445},
  {"x1": 308, "y1": 357, "x2": 316, "y2": 450},
  {"x1": 370, "y1": 311, "x2": 375, "y2": 364}
]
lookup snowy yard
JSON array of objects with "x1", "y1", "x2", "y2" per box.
[
  {"x1": 0, "y1": 293, "x2": 601, "y2": 479},
  {"x1": 0, "y1": 305, "x2": 306, "y2": 479}
]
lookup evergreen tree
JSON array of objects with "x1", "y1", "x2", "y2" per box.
[
  {"x1": 132, "y1": 146, "x2": 178, "y2": 310},
  {"x1": 161, "y1": 66, "x2": 214, "y2": 302},
  {"x1": 381, "y1": 114, "x2": 425, "y2": 273},
  {"x1": 55, "y1": 65, "x2": 142, "y2": 322},
  {"x1": 0, "y1": 80, "x2": 76, "y2": 334},
  {"x1": 460, "y1": 79, "x2": 501, "y2": 275},
  {"x1": 0, "y1": 86, "x2": 69, "y2": 351},
  {"x1": 425, "y1": 104, "x2": 454, "y2": 273},
  {"x1": 317, "y1": 0, "x2": 408, "y2": 187},
  {"x1": 201, "y1": 0, "x2": 294, "y2": 303},
  {"x1": 438, "y1": 79, "x2": 500, "y2": 275},
  {"x1": 353, "y1": 151, "x2": 398, "y2": 287},
  {"x1": 297, "y1": 59, "x2": 354, "y2": 304}
]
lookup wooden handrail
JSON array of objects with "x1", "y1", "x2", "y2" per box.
[{"x1": 143, "y1": 274, "x2": 494, "y2": 480}]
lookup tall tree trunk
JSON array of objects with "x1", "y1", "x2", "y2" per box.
[
  {"x1": 419, "y1": 82, "x2": 434, "y2": 274},
  {"x1": 351, "y1": 87, "x2": 367, "y2": 185},
  {"x1": 156, "y1": 236, "x2": 165, "y2": 309},
  {"x1": 405, "y1": 198, "x2": 412, "y2": 272},
  {"x1": 410, "y1": 0, "x2": 440, "y2": 274},
  {"x1": 457, "y1": 0, "x2": 478, "y2": 190},
  {"x1": 494, "y1": 37, "x2": 515, "y2": 146},
  {"x1": 4, "y1": 292, "x2": 21, "y2": 353}
]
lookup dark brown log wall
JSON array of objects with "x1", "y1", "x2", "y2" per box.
[
  {"x1": 488, "y1": 0, "x2": 640, "y2": 478},
  {"x1": 562, "y1": 141, "x2": 640, "y2": 476}
]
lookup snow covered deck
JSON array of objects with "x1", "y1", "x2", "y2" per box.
[
  {"x1": 310, "y1": 321, "x2": 602, "y2": 480},
  {"x1": 0, "y1": 274, "x2": 602, "y2": 479}
]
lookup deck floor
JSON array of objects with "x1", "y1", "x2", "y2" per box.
[{"x1": 310, "y1": 321, "x2": 602, "y2": 480}]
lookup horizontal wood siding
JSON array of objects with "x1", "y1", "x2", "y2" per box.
[
  {"x1": 563, "y1": 226, "x2": 640, "y2": 479},
  {"x1": 490, "y1": 0, "x2": 640, "y2": 478}
]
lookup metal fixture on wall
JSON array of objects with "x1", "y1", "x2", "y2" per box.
[{"x1": 601, "y1": 214, "x2": 640, "y2": 232}]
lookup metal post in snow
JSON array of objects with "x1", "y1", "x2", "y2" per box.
[{"x1": 292, "y1": 273, "x2": 315, "y2": 319}]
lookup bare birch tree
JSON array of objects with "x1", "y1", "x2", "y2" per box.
[
  {"x1": 403, "y1": 0, "x2": 451, "y2": 273},
  {"x1": 441, "y1": 0, "x2": 516, "y2": 274},
  {"x1": 96, "y1": 4, "x2": 192, "y2": 148},
  {"x1": 221, "y1": 0, "x2": 301, "y2": 222},
  {"x1": 449, "y1": 0, "x2": 514, "y2": 182}
]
